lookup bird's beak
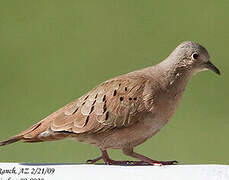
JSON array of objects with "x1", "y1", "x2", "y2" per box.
[{"x1": 205, "y1": 61, "x2": 221, "y2": 75}]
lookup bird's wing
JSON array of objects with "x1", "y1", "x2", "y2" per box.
[{"x1": 51, "y1": 76, "x2": 155, "y2": 134}]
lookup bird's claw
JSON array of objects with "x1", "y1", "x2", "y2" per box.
[
  {"x1": 159, "y1": 160, "x2": 178, "y2": 165},
  {"x1": 86, "y1": 159, "x2": 94, "y2": 164}
]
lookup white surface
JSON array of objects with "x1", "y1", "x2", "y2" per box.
[{"x1": 0, "y1": 163, "x2": 229, "y2": 180}]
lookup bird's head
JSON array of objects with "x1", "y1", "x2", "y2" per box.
[{"x1": 170, "y1": 41, "x2": 220, "y2": 76}]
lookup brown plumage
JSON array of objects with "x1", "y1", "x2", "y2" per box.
[{"x1": 0, "y1": 41, "x2": 220, "y2": 165}]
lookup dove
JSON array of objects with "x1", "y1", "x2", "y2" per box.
[{"x1": 0, "y1": 41, "x2": 220, "y2": 165}]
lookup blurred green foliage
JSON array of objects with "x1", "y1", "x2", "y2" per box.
[{"x1": 0, "y1": 0, "x2": 228, "y2": 164}]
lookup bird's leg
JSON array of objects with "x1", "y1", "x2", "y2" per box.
[
  {"x1": 87, "y1": 148, "x2": 177, "y2": 165},
  {"x1": 86, "y1": 156, "x2": 103, "y2": 164},
  {"x1": 86, "y1": 150, "x2": 131, "y2": 165},
  {"x1": 123, "y1": 148, "x2": 178, "y2": 165},
  {"x1": 87, "y1": 149, "x2": 146, "y2": 165},
  {"x1": 130, "y1": 152, "x2": 178, "y2": 165},
  {"x1": 101, "y1": 149, "x2": 133, "y2": 165}
]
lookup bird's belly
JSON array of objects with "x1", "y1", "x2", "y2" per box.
[{"x1": 75, "y1": 112, "x2": 168, "y2": 149}]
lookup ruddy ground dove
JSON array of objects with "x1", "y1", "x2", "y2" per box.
[{"x1": 0, "y1": 41, "x2": 220, "y2": 165}]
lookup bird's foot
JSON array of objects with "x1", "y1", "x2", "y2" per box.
[
  {"x1": 104, "y1": 159, "x2": 178, "y2": 166},
  {"x1": 87, "y1": 156, "x2": 146, "y2": 165},
  {"x1": 127, "y1": 161, "x2": 148, "y2": 165},
  {"x1": 148, "y1": 160, "x2": 178, "y2": 165},
  {"x1": 104, "y1": 159, "x2": 134, "y2": 165},
  {"x1": 87, "y1": 149, "x2": 178, "y2": 166},
  {"x1": 122, "y1": 160, "x2": 178, "y2": 166},
  {"x1": 86, "y1": 156, "x2": 103, "y2": 164},
  {"x1": 126, "y1": 150, "x2": 178, "y2": 165},
  {"x1": 161, "y1": 160, "x2": 178, "y2": 165}
]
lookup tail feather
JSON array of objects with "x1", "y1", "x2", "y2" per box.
[
  {"x1": 0, "y1": 135, "x2": 23, "y2": 146},
  {"x1": 0, "y1": 120, "x2": 70, "y2": 146},
  {"x1": 0, "y1": 121, "x2": 43, "y2": 146}
]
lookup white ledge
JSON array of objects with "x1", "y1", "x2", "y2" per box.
[{"x1": 0, "y1": 163, "x2": 228, "y2": 180}]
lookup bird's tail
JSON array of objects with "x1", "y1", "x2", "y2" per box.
[
  {"x1": 0, "y1": 135, "x2": 23, "y2": 146},
  {"x1": 0, "y1": 121, "x2": 43, "y2": 146},
  {"x1": 0, "y1": 119, "x2": 71, "y2": 146}
]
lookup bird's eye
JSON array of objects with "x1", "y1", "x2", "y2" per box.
[{"x1": 192, "y1": 53, "x2": 199, "y2": 60}]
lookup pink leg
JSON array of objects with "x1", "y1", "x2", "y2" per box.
[
  {"x1": 87, "y1": 156, "x2": 103, "y2": 164},
  {"x1": 87, "y1": 149, "x2": 145, "y2": 165},
  {"x1": 101, "y1": 150, "x2": 133, "y2": 165},
  {"x1": 129, "y1": 152, "x2": 177, "y2": 165},
  {"x1": 87, "y1": 149, "x2": 178, "y2": 165},
  {"x1": 123, "y1": 148, "x2": 178, "y2": 165}
]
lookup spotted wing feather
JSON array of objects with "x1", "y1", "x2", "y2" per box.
[{"x1": 51, "y1": 77, "x2": 151, "y2": 134}]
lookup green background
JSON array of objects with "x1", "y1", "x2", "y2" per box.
[{"x1": 0, "y1": 0, "x2": 228, "y2": 164}]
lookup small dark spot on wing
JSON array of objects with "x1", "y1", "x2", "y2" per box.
[
  {"x1": 103, "y1": 102, "x2": 107, "y2": 113},
  {"x1": 113, "y1": 90, "x2": 117, "y2": 96},
  {"x1": 103, "y1": 95, "x2": 106, "y2": 102},
  {"x1": 89, "y1": 106, "x2": 94, "y2": 114},
  {"x1": 84, "y1": 95, "x2": 89, "y2": 101},
  {"x1": 85, "y1": 116, "x2": 90, "y2": 126},
  {"x1": 72, "y1": 107, "x2": 79, "y2": 114},
  {"x1": 105, "y1": 111, "x2": 109, "y2": 120}
]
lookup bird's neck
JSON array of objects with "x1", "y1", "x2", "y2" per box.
[{"x1": 155, "y1": 57, "x2": 192, "y2": 92}]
